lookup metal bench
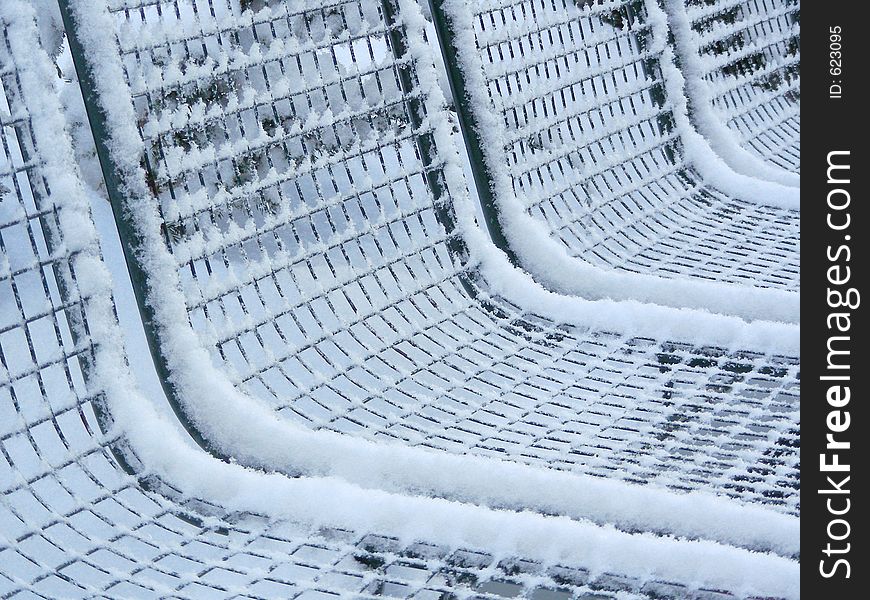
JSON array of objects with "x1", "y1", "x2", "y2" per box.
[
  {"x1": 2, "y1": 0, "x2": 799, "y2": 597},
  {"x1": 669, "y1": 0, "x2": 799, "y2": 177},
  {"x1": 430, "y1": 0, "x2": 798, "y2": 320}
]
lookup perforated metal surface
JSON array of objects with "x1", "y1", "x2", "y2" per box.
[
  {"x1": 684, "y1": 0, "x2": 799, "y2": 173},
  {"x1": 2, "y1": 9, "x2": 795, "y2": 598},
  {"x1": 80, "y1": 0, "x2": 802, "y2": 516},
  {"x1": 2, "y1": 1, "x2": 802, "y2": 596},
  {"x1": 444, "y1": 0, "x2": 798, "y2": 291}
]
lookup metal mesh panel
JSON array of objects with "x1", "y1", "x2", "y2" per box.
[
  {"x1": 1, "y1": 11, "x2": 791, "y2": 599},
  {"x1": 450, "y1": 0, "x2": 798, "y2": 290},
  {"x1": 94, "y1": 0, "x2": 801, "y2": 514},
  {"x1": 685, "y1": 0, "x2": 799, "y2": 173}
]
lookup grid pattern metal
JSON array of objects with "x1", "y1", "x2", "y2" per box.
[
  {"x1": 95, "y1": 0, "x2": 802, "y2": 515},
  {"x1": 1, "y1": 10, "x2": 791, "y2": 599},
  {"x1": 685, "y1": 0, "x2": 799, "y2": 174},
  {"x1": 455, "y1": 0, "x2": 799, "y2": 290}
]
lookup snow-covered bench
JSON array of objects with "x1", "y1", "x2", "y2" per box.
[
  {"x1": 431, "y1": 0, "x2": 798, "y2": 322},
  {"x1": 669, "y1": 0, "x2": 800, "y2": 178},
  {"x1": 2, "y1": 0, "x2": 799, "y2": 598}
]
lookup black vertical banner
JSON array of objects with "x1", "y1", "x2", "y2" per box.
[{"x1": 803, "y1": 0, "x2": 866, "y2": 597}]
